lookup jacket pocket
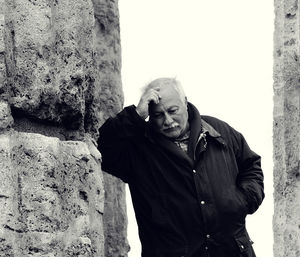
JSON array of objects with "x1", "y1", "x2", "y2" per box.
[
  {"x1": 219, "y1": 186, "x2": 248, "y2": 221},
  {"x1": 234, "y1": 231, "x2": 255, "y2": 257},
  {"x1": 235, "y1": 188, "x2": 249, "y2": 215}
]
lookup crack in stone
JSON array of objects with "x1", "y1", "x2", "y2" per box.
[{"x1": 4, "y1": 224, "x2": 27, "y2": 234}]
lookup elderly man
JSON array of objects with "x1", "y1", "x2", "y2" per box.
[{"x1": 98, "y1": 78, "x2": 264, "y2": 257}]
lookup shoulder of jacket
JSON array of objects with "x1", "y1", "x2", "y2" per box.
[
  {"x1": 201, "y1": 115, "x2": 231, "y2": 130},
  {"x1": 201, "y1": 115, "x2": 242, "y2": 143}
]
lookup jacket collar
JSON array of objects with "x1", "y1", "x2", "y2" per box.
[{"x1": 187, "y1": 102, "x2": 226, "y2": 146}]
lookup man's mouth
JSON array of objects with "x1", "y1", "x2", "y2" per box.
[{"x1": 163, "y1": 124, "x2": 179, "y2": 132}]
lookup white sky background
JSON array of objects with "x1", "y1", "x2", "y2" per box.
[{"x1": 118, "y1": 1, "x2": 274, "y2": 256}]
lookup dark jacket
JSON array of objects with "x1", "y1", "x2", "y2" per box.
[{"x1": 98, "y1": 103, "x2": 264, "y2": 257}]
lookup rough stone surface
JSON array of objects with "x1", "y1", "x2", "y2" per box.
[
  {"x1": 273, "y1": 0, "x2": 300, "y2": 256},
  {"x1": 88, "y1": 0, "x2": 124, "y2": 135},
  {"x1": 4, "y1": 0, "x2": 94, "y2": 132},
  {"x1": 103, "y1": 172, "x2": 129, "y2": 257},
  {"x1": 0, "y1": 101, "x2": 13, "y2": 130},
  {"x1": 0, "y1": 0, "x2": 128, "y2": 256},
  {"x1": 0, "y1": 2, "x2": 6, "y2": 96},
  {"x1": 0, "y1": 131, "x2": 104, "y2": 256},
  {"x1": 3, "y1": 0, "x2": 123, "y2": 138}
]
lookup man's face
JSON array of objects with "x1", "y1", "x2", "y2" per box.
[{"x1": 149, "y1": 85, "x2": 189, "y2": 139}]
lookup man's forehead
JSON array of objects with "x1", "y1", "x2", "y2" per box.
[{"x1": 151, "y1": 93, "x2": 182, "y2": 111}]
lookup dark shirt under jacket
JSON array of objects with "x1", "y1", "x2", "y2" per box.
[{"x1": 98, "y1": 103, "x2": 264, "y2": 257}]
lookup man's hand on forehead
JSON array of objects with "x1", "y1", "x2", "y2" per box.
[{"x1": 136, "y1": 87, "x2": 161, "y2": 119}]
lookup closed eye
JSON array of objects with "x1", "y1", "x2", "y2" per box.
[
  {"x1": 168, "y1": 108, "x2": 178, "y2": 114},
  {"x1": 153, "y1": 112, "x2": 163, "y2": 118}
]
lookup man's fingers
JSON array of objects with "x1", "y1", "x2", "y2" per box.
[
  {"x1": 148, "y1": 91, "x2": 160, "y2": 104},
  {"x1": 149, "y1": 89, "x2": 161, "y2": 102}
]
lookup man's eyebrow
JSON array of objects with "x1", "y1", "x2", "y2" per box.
[{"x1": 168, "y1": 105, "x2": 179, "y2": 110}]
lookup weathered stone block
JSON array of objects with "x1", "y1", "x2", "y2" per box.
[
  {"x1": 0, "y1": 131, "x2": 104, "y2": 256},
  {"x1": 3, "y1": 0, "x2": 123, "y2": 137},
  {"x1": 5, "y1": 0, "x2": 95, "y2": 130}
]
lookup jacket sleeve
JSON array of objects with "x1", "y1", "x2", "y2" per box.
[
  {"x1": 233, "y1": 132, "x2": 265, "y2": 214},
  {"x1": 97, "y1": 105, "x2": 147, "y2": 183}
]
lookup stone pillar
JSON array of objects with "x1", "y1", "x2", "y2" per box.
[
  {"x1": 0, "y1": 0, "x2": 128, "y2": 256},
  {"x1": 273, "y1": 0, "x2": 300, "y2": 256}
]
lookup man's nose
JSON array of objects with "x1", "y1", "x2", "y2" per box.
[{"x1": 164, "y1": 113, "x2": 173, "y2": 125}]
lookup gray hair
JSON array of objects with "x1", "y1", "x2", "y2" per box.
[{"x1": 143, "y1": 77, "x2": 187, "y2": 104}]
